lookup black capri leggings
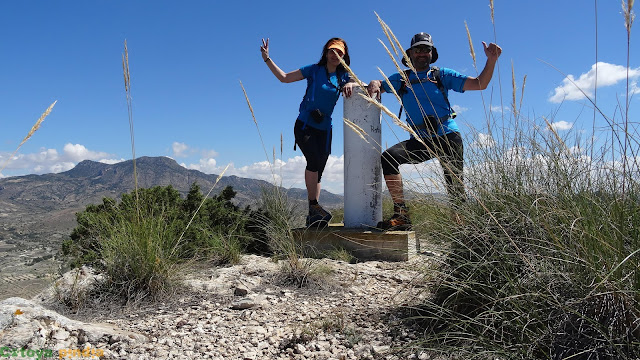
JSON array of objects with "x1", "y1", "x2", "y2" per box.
[
  {"x1": 294, "y1": 120, "x2": 332, "y2": 183},
  {"x1": 381, "y1": 132, "x2": 464, "y2": 201}
]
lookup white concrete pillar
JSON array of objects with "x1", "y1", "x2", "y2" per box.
[{"x1": 343, "y1": 87, "x2": 382, "y2": 228}]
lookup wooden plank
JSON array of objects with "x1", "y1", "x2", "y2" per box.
[{"x1": 292, "y1": 224, "x2": 417, "y2": 262}]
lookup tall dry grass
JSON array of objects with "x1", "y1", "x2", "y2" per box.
[
  {"x1": 239, "y1": 80, "x2": 320, "y2": 286},
  {"x1": 122, "y1": 40, "x2": 140, "y2": 220},
  {"x1": 622, "y1": 0, "x2": 636, "y2": 196},
  {"x1": 339, "y1": 3, "x2": 640, "y2": 359}
]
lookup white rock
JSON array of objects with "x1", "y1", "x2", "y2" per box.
[
  {"x1": 32, "y1": 266, "x2": 104, "y2": 305},
  {"x1": 231, "y1": 298, "x2": 255, "y2": 310},
  {"x1": 243, "y1": 351, "x2": 258, "y2": 360}
]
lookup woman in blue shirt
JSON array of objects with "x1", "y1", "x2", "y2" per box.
[{"x1": 261, "y1": 37, "x2": 355, "y2": 226}]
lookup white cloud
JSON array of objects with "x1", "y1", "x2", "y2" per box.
[
  {"x1": 550, "y1": 120, "x2": 573, "y2": 131},
  {"x1": 49, "y1": 162, "x2": 76, "y2": 173},
  {"x1": 549, "y1": 62, "x2": 640, "y2": 103},
  {"x1": 172, "y1": 142, "x2": 189, "y2": 158},
  {"x1": 183, "y1": 154, "x2": 346, "y2": 194},
  {"x1": 398, "y1": 160, "x2": 445, "y2": 194},
  {"x1": 0, "y1": 149, "x2": 60, "y2": 171},
  {"x1": 184, "y1": 158, "x2": 218, "y2": 173},
  {"x1": 98, "y1": 158, "x2": 126, "y2": 164},
  {"x1": 490, "y1": 105, "x2": 511, "y2": 114},
  {"x1": 171, "y1": 141, "x2": 218, "y2": 159},
  {"x1": 452, "y1": 105, "x2": 469, "y2": 114},
  {"x1": 462, "y1": 144, "x2": 640, "y2": 195},
  {"x1": 201, "y1": 149, "x2": 219, "y2": 158},
  {"x1": 473, "y1": 133, "x2": 496, "y2": 148},
  {"x1": 27, "y1": 148, "x2": 60, "y2": 163},
  {"x1": 0, "y1": 143, "x2": 115, "y2": 176},
  {"x1": 63, "y1": 143, "x2": 110, "y2": 162}
]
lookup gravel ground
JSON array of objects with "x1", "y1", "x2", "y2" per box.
[{"x1": 79, "y1": 254, "x2": 446, "y2": 360}]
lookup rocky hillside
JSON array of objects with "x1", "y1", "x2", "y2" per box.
[
  {"x1": 0, "y1": 156, "x2": 342, "y2": 213},
  {"x1": 0, "y1": 156, "x2": 343, "y2": 243},
  {"x1": 0, "y1": 252, "x2": 445, "y2": 360}
]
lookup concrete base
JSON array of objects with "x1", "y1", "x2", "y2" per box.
[{"x1": 292, "y1": 224, "x2": 418, "y2": 262}]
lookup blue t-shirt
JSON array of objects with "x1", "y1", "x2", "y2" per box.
[
  {"x1": 382, "y1": 67, "x2": 467, "y2": 137},
  {"x1": 298, "y1": 64, "x2": 350, "y2": 131}
]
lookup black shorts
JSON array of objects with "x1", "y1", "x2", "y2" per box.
[
  {"x1": 294, "y1": 120, "x2": 332, "y2": 183},
  {"x1": 381, "y1": 132, "x2": 465, "y2": 200}
]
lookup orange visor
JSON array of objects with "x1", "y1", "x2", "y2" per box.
[{"x1": 327, "y1": 40, "x2": 345, "y2": 55}]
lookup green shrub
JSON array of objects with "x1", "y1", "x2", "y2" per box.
[
  {"x1": 100, "y1": 213, "x2": 183, "y2": 300},
  {"x1": 66, "y1": 183, "x2": 249, "y2": 264},
  {"x1": 63, "y1": 183, "x2": 251, "y2": 299}
]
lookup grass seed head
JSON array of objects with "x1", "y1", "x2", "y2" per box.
[
  {"x1": 519, "y1": 74, "x2": 527, "y2": 115},
  {"x1": 623, "y1": 0, "x2": 636, "y2": 33},
  {"x1": 465, "y1": 21, "x2": 477, "y2": 65},
  {"x1": 511, "y1": 61, "x2": 517, "y2": 117},
  {"x1": 1, "y1": 100, "x2": 57, "y2": 174},
  {"x1": 490, "y1": 0, "x2": 495, "y2": 24},
  {"x1": 20, "y1": 100, "x2": 56, "y2": 147}
]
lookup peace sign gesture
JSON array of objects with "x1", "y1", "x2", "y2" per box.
[{"x1": 260, "y1": 38, "x2": 270, "y2": 62}]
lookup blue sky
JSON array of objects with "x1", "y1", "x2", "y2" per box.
[{"x1": 0, "y1": 1, "x2": 637, "y2": 194}]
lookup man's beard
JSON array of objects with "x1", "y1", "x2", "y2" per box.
[{"x1": 412, "y1": 57, "x2": 431, "y2": 70}]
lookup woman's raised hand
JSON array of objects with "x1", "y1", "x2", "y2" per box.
[{"x1": 260, "y1": 38, "x2": 270, "y2": 62}]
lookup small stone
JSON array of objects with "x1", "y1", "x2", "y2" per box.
[
  {"x1": 234, "y1": 284, "x2": 249, "y2": 296},
  {"x1": 231, "y1": 298, "x2": 255, "y2": 310},
  {"x1": 372, "y1": 345, "x2": 390, "y2": 354},
  {"x1": 52, "y1": 329, "x2": 70, "y2": 340},
  {"x1": 243, "y1": 352, "x2": 257, "y2": 360},
  {"x1": 176, "y1": 319, "x2": 188, "y2": 328},
  {"x1": 294, "y1": 344, "x2": 306, "y2": 354}
]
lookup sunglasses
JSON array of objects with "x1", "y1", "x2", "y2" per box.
[{"x1": 412, "y1": 46, "x2": 432, "y2": 54}]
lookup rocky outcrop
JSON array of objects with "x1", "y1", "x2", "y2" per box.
[
  {"x1": 0, "y1": 297, "x2": 146, "y2": 356},
  {"x1": 32, "y1": 266, "x2": 104, "y2": 307}
]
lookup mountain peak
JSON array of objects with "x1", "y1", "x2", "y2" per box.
[
  {"x1": 62, "y1": 159, "x2": 109, "y2": 178},
  {"x1": 1, "y1": 156, "x2": 343, "y2": 210},
  {"x1": 135, "y1": 156, "x2": 181, "y2": 168},
  {"x1": 63, "y1": 157, "x2": 186, "y2": 179}
]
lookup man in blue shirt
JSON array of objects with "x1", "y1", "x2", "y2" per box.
[{"x1": 367, "y1": 33, "x2": 502, "y2": 230}]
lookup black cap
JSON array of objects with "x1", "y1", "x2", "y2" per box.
[
  {"x1": 410, "y1": 32, "x2": 434, "y2": 48},
  {"x1": 402, "y1": 32, "x2": 439, "y2": 67}
]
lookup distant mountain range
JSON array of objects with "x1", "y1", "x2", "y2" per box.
[{"x1": 0, "y1": 156, "x2": 343, "y2": 244}]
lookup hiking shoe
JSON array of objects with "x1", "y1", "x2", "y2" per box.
[
  {"x1": 306, "y1": 204, "x2": 332, "y2": 227},
  {"x1": 306, "y1": 215, "x2": 329, "y2": 227},
  {"x1": 376, "y1": 213, "x2": 412, "y2": 231},
  {"x1": 377, "y1": 203, "x2": 411, "y2": 230}
]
